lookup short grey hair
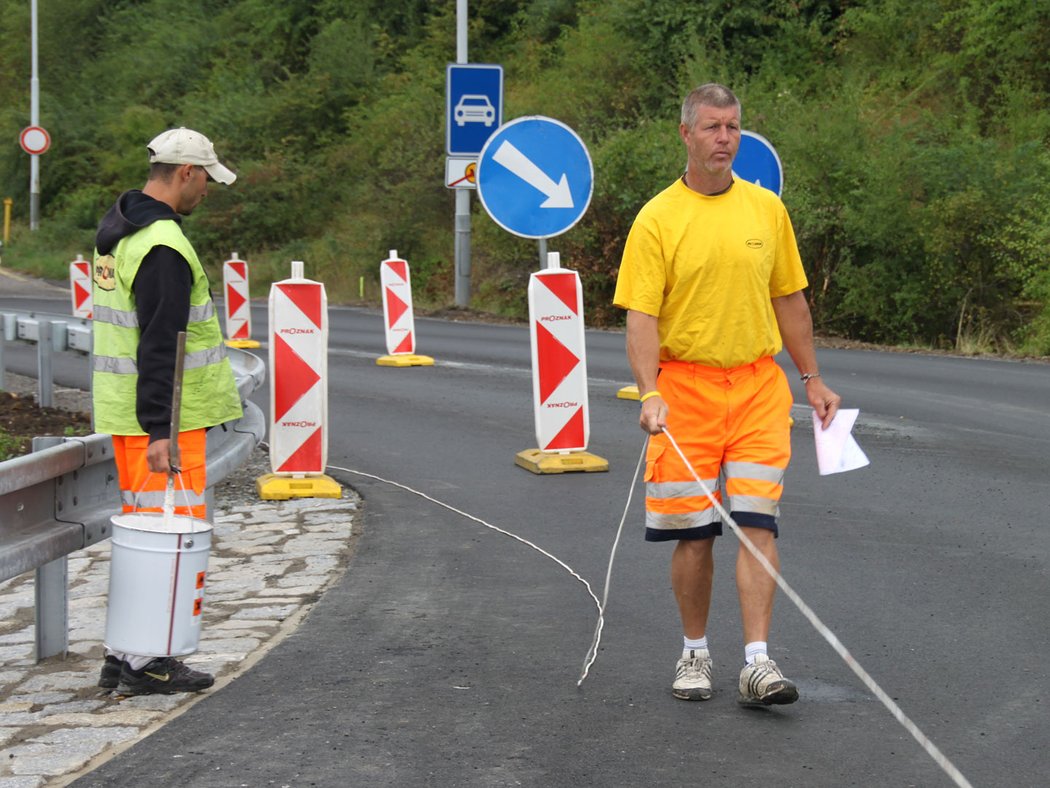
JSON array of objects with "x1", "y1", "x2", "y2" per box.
[{"x1": 681, "y1": 84, "x2": 741, "y2": 130}]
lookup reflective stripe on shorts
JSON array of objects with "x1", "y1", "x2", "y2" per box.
[{"x1": 111, "y1": 430, "x2": 208, "y2": 519}]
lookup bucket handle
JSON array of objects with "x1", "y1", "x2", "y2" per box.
[{"x1": 130, "y1": 470, "x2": 199, "y2": 534}]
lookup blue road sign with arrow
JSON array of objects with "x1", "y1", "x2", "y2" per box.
[
  {"x1": 733, "y1": 130, "x2": 784, "y2": 196},
  {"x1": 475, "y1": 116, "x2": 593, "y2": 240}
]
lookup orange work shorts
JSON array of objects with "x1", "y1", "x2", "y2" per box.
[
  {"x1": 111, "y1": 429, "x2": 208, "y2": 518},
  {"x1": 644, "y1": 356, "x2": 792, "y2": 541}
]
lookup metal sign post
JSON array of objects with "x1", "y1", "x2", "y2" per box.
[
  {"x1": 29, "y1": 0, "x2": 41, "y2": 230},
  {"x1": 473, "y1": 117, "x2": 604, "y2": 473},
  {"x1": 447, "y1": 1, "x2": 504, "y2": 308},
  {"x1": 453, "y1": 0, "x2": 469, "y2": 308}
]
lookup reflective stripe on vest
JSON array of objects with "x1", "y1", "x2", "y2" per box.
[
  {"x1": 92, "y1": 317, "x2": 228, "y2": 375},
  {"x1": 93, "y1": 298, "x2": 214, "y2": 333},
  {"x1": 94, "y1": 355, "x2": 137, "y2": 375},
  {"x1": 93, "y1": 304, "x2": 138, "y2": 328},
  {"x1": 185, "y1": 344, "x2": 228, "y2": 371},
  {"x1": 189, "y1": 301, "x2": 215, "y2": 322}
]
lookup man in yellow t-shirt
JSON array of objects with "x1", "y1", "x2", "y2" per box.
[{"x1": 613, "y1": 83, "x2": 841, "y2": 707}]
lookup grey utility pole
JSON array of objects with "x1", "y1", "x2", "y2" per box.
[
  {"x1": 453, "y1": 0, "x2": 471, "y2": 307},
  {"x1": 29, "y1": 0, "x2": 41, "y2": 230}
]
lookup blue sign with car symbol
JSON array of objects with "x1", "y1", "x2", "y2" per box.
[{"x1": 446, "y1": 64, "x2": 503, "y2": 156}]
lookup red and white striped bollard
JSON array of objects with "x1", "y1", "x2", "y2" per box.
[
  {"x1": 377, "y1": 249, "x2": 433, "y2": 367},
  {"x1": 515, "y1": 252, "x2": 607, "y2": 474},
  {"x1": 69, "y1": 254, "x2": 92, "y2": 319},
  {"x1": 256, "y1": 260, "x2": 341, "y2": 500},
  {"x1": 223, "y1": 252, "x2": 259, "y2": 348}
]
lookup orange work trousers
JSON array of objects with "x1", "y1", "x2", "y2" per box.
[
  {"x1": 111, "y1": 429, "x2": 208, "y2": 518},
  {"x1": 644, "y1": 356, "x2": 792, "y2": 542}
]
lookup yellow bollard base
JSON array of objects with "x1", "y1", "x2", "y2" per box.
[
  {"x1": 514, "y1": 449, "x2": 609, "y2": 475},
  {"x1": 256, "y1": 473, "x2": 342, "y2": 500},
  {"x1": 376, "y1": 354, "x2": 435, "y2": 367},
  {"x1": 226, "y1": 339, "x2": 261, "y2": 349},
  {"x1": 616, "y1": 384, "x2": 640, "y2": 401}
]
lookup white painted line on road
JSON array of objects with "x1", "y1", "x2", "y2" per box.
[{"x1": 324, "y1": 346, "x2": 628, "y2": 387}]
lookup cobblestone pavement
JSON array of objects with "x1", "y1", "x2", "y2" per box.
[{"x1": 0, "y1": 446, "x2": 360, "y2": 787}]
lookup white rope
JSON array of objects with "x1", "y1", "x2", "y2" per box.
[
  {"x1": 324, "y1": 461, "x2": 605, "y2": 641},
  {"x1": 317, "y1": 435, "x2": 971, "y2": 786},
  {"x1": 658, "y1": 426, "x2": 973, "y2": 788},
  {"x1": 576, "y1": 437, "x2": 647, "y2": 686}
]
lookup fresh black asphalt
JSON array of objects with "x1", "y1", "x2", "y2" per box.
[{"x1": 3, "y1": 293, "x2": 1047, "y2": 787}]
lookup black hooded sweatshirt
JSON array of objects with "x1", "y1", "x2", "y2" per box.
[{"x1": 95, "y1": 190, "x2": 196, "y2": 443}]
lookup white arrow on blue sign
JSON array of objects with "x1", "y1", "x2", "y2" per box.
[
  {"x1": 446, "y1": 63, "x2": 503, "y2": 156},
  {"x1": 476, "y1": 116, "x2": 593, "y2": 240},
  {"x1": 733, "y1": 130, "x2": 784, "y2": 196}
]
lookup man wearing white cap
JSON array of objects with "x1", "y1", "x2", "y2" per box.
[{"x1": 92, "y1": 128, "x2": 242, "y2": 694}]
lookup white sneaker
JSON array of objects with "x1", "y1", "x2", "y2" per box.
[
  {"x1": 672, "y1": 649, "x2": 713, "y2": 701},
  {"x1": 738, "y1": 653, "x2": 799, "y2": 706}
]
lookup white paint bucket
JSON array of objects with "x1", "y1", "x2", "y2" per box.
[{"x1": 104, "y1": 512, "x2": 212, "y2": 657}]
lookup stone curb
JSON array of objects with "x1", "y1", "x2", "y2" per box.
[{"x1": 0, "y1": 488, "x2": 360, "y2": 787}]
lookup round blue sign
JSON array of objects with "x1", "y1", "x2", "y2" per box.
[
  {"x1": 733, "y1": 130, "x2": 783, "y2": 196},
  {"x1": 476, "y1": 116, "x2": 593, "y2": 240}
]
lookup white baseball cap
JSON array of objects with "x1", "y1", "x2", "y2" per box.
[{"x1": 147, "y1": 127, "x2": 237, "y2": 185}]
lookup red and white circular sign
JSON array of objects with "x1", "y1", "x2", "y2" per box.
[{"x1": 19, "y1": 126, "x2": 51, "y2": 155}]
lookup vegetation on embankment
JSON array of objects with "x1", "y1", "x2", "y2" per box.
[{"x1": 1, "y1": 1, "x2": 1047, "y2": 355}]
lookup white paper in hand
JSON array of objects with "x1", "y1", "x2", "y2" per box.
[{"x1": 812, "y1": 408, "x2": 870, "y2": 475}]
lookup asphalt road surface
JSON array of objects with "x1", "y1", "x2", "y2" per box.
[{"x1": 3, "y1": 289, "x2": 1048, "y2": 787}]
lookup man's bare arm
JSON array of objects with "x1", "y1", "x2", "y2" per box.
[
  {"x1": 626, "y1": 310, "x2": 668, "y2": 434},
  {"x1": 771, "y1": 291, "x2": 841, "y2": 429}
]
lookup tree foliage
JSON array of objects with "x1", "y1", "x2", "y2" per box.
[{"x1": 1, "y1": 0, "x2": 1047, "y2": 353}]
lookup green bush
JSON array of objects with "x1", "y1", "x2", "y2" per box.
[{"x1": 0, "y1": 0, "x2": 1046, "y2": 353}]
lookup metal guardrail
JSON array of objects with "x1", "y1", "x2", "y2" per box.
[
  {"x1": 0, "y1": 341, "x2": 266, "y2": 661},
  {"x1": 0, "y1": 309, "x2": 92, "y2": 407}
]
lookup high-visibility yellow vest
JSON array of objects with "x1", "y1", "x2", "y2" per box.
[{"x1": 91, "y1": 220, "x2": 242, "y2": 435}]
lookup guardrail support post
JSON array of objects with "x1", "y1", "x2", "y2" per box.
[
  {"x1": 0, "y1": 312, "x2": 15, "y2": 389},
  {"x1": 36, "y1": 319, "x2": 54, "y2": 407},
  {"x1": 31, "y1": 436, "x2": 69, "y2": 660},
  {"x1": 35, "y1": 557, "x2": 69, "y2": 661}
]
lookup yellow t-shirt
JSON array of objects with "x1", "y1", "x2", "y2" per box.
[{"x1": 613, "y1": 178, "x2": 808, "y2": 368}]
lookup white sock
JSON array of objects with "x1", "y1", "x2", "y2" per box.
[
  {"x1": 683, "y1": 635, "x2": 708, "y2": 656},
  {"x1": 125, "y1": 654, "x2": 155, "y2": 671},
  {"x1": 107, "y1": 648, "x2": 157, "y2": 671},
  {"x1": 744, "y1": 641, "x2": 767, "y2": 665}
]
